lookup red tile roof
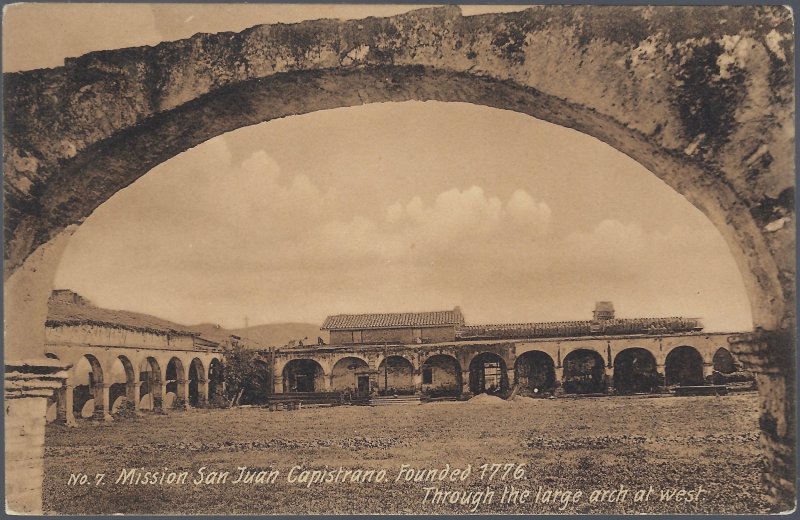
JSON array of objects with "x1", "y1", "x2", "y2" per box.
[{"x1": 322, "y1": 308, "x2": 464, "y2": 330}]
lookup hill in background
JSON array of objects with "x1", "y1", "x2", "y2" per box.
[{"x1": 190, "y1": 322, "x2": 326, "y2": 349}]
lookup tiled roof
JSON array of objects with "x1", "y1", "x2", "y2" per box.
[
  {"x1": 46, "y1": 292, "x2": 198, "y2": 336},
  {"x1": 322, "y1": 309, "x2": 464, "y2": 330},
  {"x1": 457, "y1": 317, "x2": 703, "y2": 340}
]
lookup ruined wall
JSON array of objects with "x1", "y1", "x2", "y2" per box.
[
  {"x1": 45, "y1": 324, "x2": 195, "y2": 351},
  {"x1": 330, "y1": 357, "x2": 369, "y2": 392},
  {"x1": 377, "y1": 356, "x2": 415, "y2": 393},
  {"x1": 421, "y1": 355, "x2": 461, "y2": 394}
]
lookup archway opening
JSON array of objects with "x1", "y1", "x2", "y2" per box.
[
  {"x1": 208, "y1": 358, "x2": 224, "y2": 403},
  {"x1": 421, "y1": 354, "x2": 462, "y2": 398},
  {"x1": 138, "y1": 357, "x2": 162, "y2": 411},
  {"x1": 188, "y1": 358, "x2": 205, "y2": 407},
  {"x1": 377, "y1": 356, "x2": 415, "y2": 395},
  {"x1": 72, "y1": 354, "x2": 103, "y2": 419},
  {"x1": 331, "y1": 357, "x2": 370, "y2": 395},
  {"x1": 713, "y1": 347, "x2": 737, "y2": 374},
  {"x1": 109, "y1": 355, "x2": 135, "y2": 414},
  {"x1": 165, "y1": 357, "x2": 185, "y2": 408},
  {"x1": 514, "y1": 350, "x2": 556, "y2": 396},
  {"x1": 665, "y1": 346, "x2": 704, "y2": 386},
  {"x1": 562, "y1": 349, "x2": 606, "y2": 394},
  {"x1": 613, "y1": 348, "x2": 659, "y2": 395},
  {"x1": 469, "y1": 352, "x2": 508, "y2": 396},
  {"x1": 282, "y1": 359, "x2": 324, "y2": 393}
]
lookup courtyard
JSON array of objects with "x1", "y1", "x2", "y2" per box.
[{"x1": 43, "y1": 392, "x2": 767, "y2": 514}]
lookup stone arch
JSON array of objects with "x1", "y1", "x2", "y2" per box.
[
  {"x1": 420, "y1": 354, "x2": 462, "y2": 397},
  {"x1": 469, "y1": 352, "x2": 509, "y2": 396},
  {"x1": 665, "y1": 346, "x2": 704, "y2": 387},
  {"x1": 138, "y1": 356, "x2": 162, "y2": 410},
  {"x1": 282, "y1": 359, "x2": 325, "y2": 393},
  {"x1": 188, "y1": 358, "x2": 205, "y2": 407},
  {"x1": 377, "y1": 355, "x2": 415, "y2": 395},
  {"x1": 1, "y1": 7, "x2": 795, "y2": 511},
  {"x1": 613, "y1": 348, "x2": 659, "y2": 395},
  {"x1": 514, "y1": 350, "x2": 556, "y2": 396},
  {"x1": 165, "y1": 357, "x2": 186, "y2": 408},
  {"x1": 562, "y1": 349, "x2": 606, "y2": 395},
  {"x1": 713, "y1": 347, "x2": 737, "y2": 374},
  {"x1": 331, "y1": 357, "x2": 370, "y2": 394},
  {"x1": 108, "y1": 355, "x2": 136, "y2": 415},
  {"x1": 71, "y1": 354, "x2": 104, "y2": 419},
  {"x1": 208, "y1": 357, "x2": 224, "y2": 402}
]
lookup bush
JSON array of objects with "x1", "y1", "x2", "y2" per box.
[
  {"x1": 207, "y1": 394, "x2": 230, "y2": 409},
  {"x1": 422, "y1": 384, "x2": 462, "y2": 398},
  {"x1": 377, "y1": 387, "x2": 416, "y2": 396},
  {"x1": 114, "y1": 400, "x2": 137, "y2": 419}
]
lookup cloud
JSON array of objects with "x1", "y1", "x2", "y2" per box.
[{"x1": 55, "y1": 134, "x2": 750, "y2": 331}]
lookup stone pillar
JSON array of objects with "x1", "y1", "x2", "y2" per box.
[
  {"x1": 605, "y1": 365, "x2": 614, "y2": 393},
  {"x1": 199, "y1": 379, "x2": 209, "y2": 406},
  {"x1": 729, "y1": 330, "x2": 796, "y2": 512},
  {"x1": 656, "y1": 364, "x2": 667, "y2": 392},
  {"x1": 95, "y1": 383, "x2": 112, "y2": 421},
  {"x1": 127, "y1": 381, "x2": 141, "y2": 411},
  {"x1": 413, "y1": 371, "x2": 423, "y2": 394},
  {"x1": 178, "y1": 379, "x2": 190, "y2": 409},
  {"x1": 5, "y1": 359, "x2": 71, "y2": 514},
  {"x1": 56, "y1": 383, "x2": 76, "y2": 426},
  {"x1": 273, "y1": 374, "x2": 284, "y2": 394},
  {"x1": 461, "y1": 371, "x2": 471, "y2": 396},
  {"x1": 159, "y1": 381, "x2": 169, "y2": 410},
  {"x1": 322, "y1": 374, "x2": 332, "y2": 392},
  {"x1": 703, "y1": 362, "x2": 714, "y2": 382},
  {"x1": 505, "y1": 368, "x2": 515, "y2": 392}
]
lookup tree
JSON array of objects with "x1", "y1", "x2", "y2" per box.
[{"x1": 222, "y1": 343, "x2": 271, "y2": 405}]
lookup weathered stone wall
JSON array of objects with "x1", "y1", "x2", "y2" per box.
[
  {"x1": 377, "y1": 356, "x2": 415, "y2": 393},
  {"x1": 46, "y1": 323, "x2": 196, "y2": 351},
  {"x1": 330, "y1": 356, "x2": 369, "y2": 392},
  {"x1": 3, "y1": 6, "x2": 794, "y2": 332},
  {"x1": 363, "y1": 328, "x2": 415, "y2": 345},
  {"x1": 421, "y1": 354, "x2": 461, "y2": 393}
]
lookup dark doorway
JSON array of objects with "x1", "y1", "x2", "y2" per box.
[
  {"x1": 469, "y1": 353, "x2": 508, "y2": 395},
  {"x1": 613, "y1": 348, "x2": 659, "y2": 394}
]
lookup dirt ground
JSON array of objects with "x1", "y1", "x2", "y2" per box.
[{"x1": 43, "y1": 392, "x2": 769, "y2": 515}]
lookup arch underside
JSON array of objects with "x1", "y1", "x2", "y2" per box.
[{"x1": 4, "y1": 64, "x2": 781, "y2": 329}]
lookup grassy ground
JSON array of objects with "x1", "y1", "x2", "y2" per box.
[{"x1": 43, "y1": 392, "x2": 768, "y2": 515}]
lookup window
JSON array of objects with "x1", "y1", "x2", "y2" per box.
[{"x1": 422, "y1": 367, "x2": 433, "y2": 384}]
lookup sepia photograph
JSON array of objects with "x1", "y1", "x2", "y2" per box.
[{"x1": 3, "y1": 3, "x2": 796, "y2": 515}]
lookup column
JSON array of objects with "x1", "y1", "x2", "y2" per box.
[
  {"x1": 322, "y1": 374, "x2": 332, "y2": 392},
  {"x1": 553, "y1": 364, "x2": 565, "y2": 396},
  {"x1": 56, "y1": 383, "x2": 76, "y2": 427},
  {"x1": 159, "y1": 381, "x2": 169, "y2": 410},
  {"x1": 729, "y1": 330, "x2": 795, "y2": 512},
  {"x1": 413, "y1": 371, "x2": 423, "y2": 394},
  {"x1": 5, "y1": 359, "x2": 71, "y2": 514},
  {"x1": 656, "y1": 364, "x2": 667, "y2": 390},
  {"x1": 178, "y1": 379, "x2": 190, "y2": 409},
  {"x1": 506, "y1": 368, "x2": 514, "y2": 390},
  {"x1": 127, "y1": 381, "x2": 141, "y2": 411},
  {"x1": 273, "y1": 374, "x2": 284, "y2": 394},
  {"x1": 199, "y1": 379, "x2": 209, "y2": 406},
  {"x1": 605, "y1": 365, "x2": 614, "y2": 393},
  {"x1": 461, "y1": 371, "x2": 471, "y2": 396},
  {"x1": 703, "y1": 362, "x2": 714, "y2": 382},
  {"x1": 94, "y1": 383, "x2": 112, "y2": 421}
]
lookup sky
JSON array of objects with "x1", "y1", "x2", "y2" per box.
[{"x1": 5, "y1": 4, "x2": 753, "y2": 331}]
